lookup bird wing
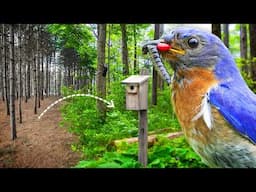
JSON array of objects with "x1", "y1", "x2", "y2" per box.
[{"x1": 209, "y1": 83, "x2": 256, "y2": 144}]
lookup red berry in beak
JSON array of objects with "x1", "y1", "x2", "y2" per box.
[{"x1": 157, "y1": 43, "x2": 171, "y2": 51}]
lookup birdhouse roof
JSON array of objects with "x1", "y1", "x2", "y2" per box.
[{"x1": 121, "y1": 75, "x2": 150, "y2": 84}]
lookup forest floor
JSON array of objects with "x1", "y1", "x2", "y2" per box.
[{"x1": 0, "y1": 96, "x2": 83, "y2": 168}]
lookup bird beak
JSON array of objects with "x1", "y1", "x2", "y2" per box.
[
  {"x1": 142, "y1": 38, "x2": 185, "y2": 56},
  {"x1": 168, "y1": 46, "x2": 185, "y2": 55},
  {"x1": 142, "y1": 39, "x2": 164, "y2": 54},
  {"x1": 161, "y1": 34, "x2": 185, "y2": 55}
]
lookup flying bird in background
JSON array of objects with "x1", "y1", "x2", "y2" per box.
[{"x1": 143, "y1": 27, "x2": 256, "y2": 168}]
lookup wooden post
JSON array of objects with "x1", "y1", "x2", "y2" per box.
[
  {"x1": 138, "y1": 109, "x2": 148, "y2": 167},
  {"x1": 122, "y1": 72, "x2": 149, "y2": 168},
  {"x1": 139, "y1": 68, "x2": 148, "y2": 167}
]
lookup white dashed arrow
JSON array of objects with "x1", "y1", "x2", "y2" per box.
[{"x1": 38, "y1": 94, "x2": 114, "y2": 120}]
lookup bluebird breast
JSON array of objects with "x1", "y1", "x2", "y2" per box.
[{"x1": 171, "y1": 68, "x2": 218, "y2": 139}]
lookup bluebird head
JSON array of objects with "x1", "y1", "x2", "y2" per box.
[{"x1": 143, "y1": 27, "x2": 240, "y2": 82}]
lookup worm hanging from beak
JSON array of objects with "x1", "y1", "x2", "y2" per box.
[{"x1": 144, "y1": 44, "x2": 172, "y2": 85}]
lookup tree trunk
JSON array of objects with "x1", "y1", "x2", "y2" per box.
[
  {"x1": 48, "y1": 54, "x2": 51, "y2": 96},
  {"x1": 120, "y1": 24, "x2": 129, "y2": 76},
  {"x1": 37, "y1": 30, "x2": 41, "y2": 108},
  {"x1": 24, "y1": 25, "x2": 28, "y2": 102},
  {"x1": 33, "y1": 47, "x2": 38, "y2": 114},
  {"x1": 41, "y1": 54, "x2": 44, "y2": 100},
  {"x1": 24, "y1": 62, "x2": 27, "y2": 102},
  {"x1": 53, "y1": 50, "x2": 57, "y2": 95},
  {"x1": 55, "y1": 66, "x2": 58, "y2": 96},
  {"x1": 157, "y1": 24, "x2": 164, "y2": 90},
  {"x1": 26, "y1": 24, "x2": 31, "y2": 100},
  {"x1": 249, "y1": 24, "x2": 256, "y2": 89},
  {"x1": 212, "y1": 24, "x2": 221, "y2": 38},
  {"x1": 18, "y1": 24, "x2": 22, "y2": 123},
  {"x1": 3, "y1": 24, "x2": 10, "y2": 115},
  {"x1": 73, "y1": 62, "x2": 76, "y2": 89},
  {"x1": 240, "y1": 24, "x2": 248, "y2": 74},
  {"x1": 45, "y1": 55, "x2": 49, "y2": 97},
  {"x1": 9, "y1": 24, "x2": 17, "y2": 140},
  {"x1": 0, "y1": 25, "x2": 4, "y2": 101},
  {"x1": 223, "y1": 24, "x2": 229, "y2": 48},
  {"x1": 67, "y1": 65, "x2": 71, "y2": 87},
  {"x1": 27, "y1": 49, "x2": 31, "y2": 100},
  {"x1": 57, "y1": 65, "x2": 61, "y2": 96},
  {"x1": 133, "y1": 24, "x2": 138, "y2": 74},
  {"x1": 24, "y1": 38, "x2": 27, "y2": 101},
  {"x1": 152, "y1": 24, "x2": 164, "y2": 105},
  {"x1": 96, "y1": 24, "x2": 107, "y2": 121},
  {"x1": 107, "y1": 24, "x2": 111, "y2": 91},
  {"x1": 77, "y1": 68, "x2": 80, "y2": 90}
]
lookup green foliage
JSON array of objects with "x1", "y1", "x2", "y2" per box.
[
  {"x1": 107, "y1": 77, "x2": 128, "y2": 111},
  {"x1": 60, "y1": 85, "x2": 138, "y2": 159},
  {"x1": 236, "y1": 57, "x2": 256, "y2": 93},
  {"x1": 60, "y1": 78, "x2": 205, "y2": 168},
  {"x1": 75, "y1": 135, "x2": 207, "y2": 168},
  {"x1": 47, "y1": 24, "x2": 94, "y2": 50},
  {"x1": 106, "y1": 24, "x2": 152, "y2": 83},
  {"x1": 147, "y1": 136, "x2": 207, "y2": 168},
  {"x1": 75, "y1": 151, "x2": 141, "y2": 168},
  {"x1": 228, "y1": 24, "x2": 240, "y2": 57},
  {"x1": 241, "y1": 71, "x2": 256, "y2": 92},
  {"x1": 47, "y1": 24, "x2": 97, "y2": 70},
  {"x1": 147, "y1": 88, "x2": 181, "y2": 132}
]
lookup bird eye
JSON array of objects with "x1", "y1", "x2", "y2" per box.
[{"x1": 187, "y1": 37, "x2": 199, "y2": 48}]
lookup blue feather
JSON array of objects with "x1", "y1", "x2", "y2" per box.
[{"x1": 209, "y1": 58, "x2": 256, "y2": 143}]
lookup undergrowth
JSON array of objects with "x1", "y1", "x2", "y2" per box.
[
  {"x1": 75, "y1": 136, "x2": 207, "y2": 168},
  {"x1": 60, "y1": 81, "x2": 207, "y2": 168}
]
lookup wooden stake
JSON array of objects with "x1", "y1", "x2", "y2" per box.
[{"x1": 138, "y1": 109, "x2": 148, "y2": 167}]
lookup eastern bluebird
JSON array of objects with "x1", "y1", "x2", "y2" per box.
[{"x1": 143, "y1": 27, "x2": 256, "y2": 168}]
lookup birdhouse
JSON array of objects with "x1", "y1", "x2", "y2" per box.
[{"x1": 122, "y1": 75, "x2": 150, "y2": 110}]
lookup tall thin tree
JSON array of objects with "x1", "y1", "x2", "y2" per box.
[
  {"x1": 18, "y1": 24, "x2": 22, "y2": 123},
  {"x1": 249, "y1": 24, "x2": 256, "y2": 89},
  {"x1": 120, "y1": 24, "x2": 129, "y2": 76},
  {"x1": 47, "y1": 54, "x2": 51, "y2": 96},
  {"x1": 26, "y1": 24, "x2": 32, "y2": 101},
  {"x1": 157, "y1": 24, "x2": 164, "y2": 90},
  {"x1": 212, "y1": 24, "x2": 221, "y2": 38},
  {"x1": 152, "y1": 24, "x2": 164, "y2": 105},
  {"x1": 24, "y1": 30, "x2": 28, "y2": 103},
  {"x1": 54, "y1": 50, "x2": 57, "y2": 95},
  {"x1": 37, "y1": 26, "x2": 41, "y2": 108},
  {"x1": 33, "y1": 30, "x2": 38, "y2": 114},
  {"x1": 240, "y1": 24, "x2": 248, "y2": 74},
  {"x1": 9, "y1": 24, "x2": 17, "y2": 140},
  {"x1": 133, "y1": 24, "x2": 138, "y2": 74},
  {"x1": 223, "y1": 24, "x2": 229, "y2": 48},
  {"x1": 0, "y1": 26, "x2": 4, "y2": 101},
  {"x1": 3, "y1": 24, "x2": 10, "y2": 115},
  {"x1": 45, "y1": 52, "x2": 49, "y2": 97},
  {"x1": 107, "y1": 24, "x2": 111, "y2": 91},
  {"x1": 57, "y1": 64, "x2": 62, "y2": 96},
  {"x1": 40, "y1": 53, "x2": 44, "y2": 100},
  {"x1": 96, "y1": 24, "x2": 107, "y2": 121}
]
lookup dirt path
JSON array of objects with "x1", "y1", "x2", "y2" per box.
[{"x1": 0, "y1": 97, "x2": 83, "y2": 168}]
